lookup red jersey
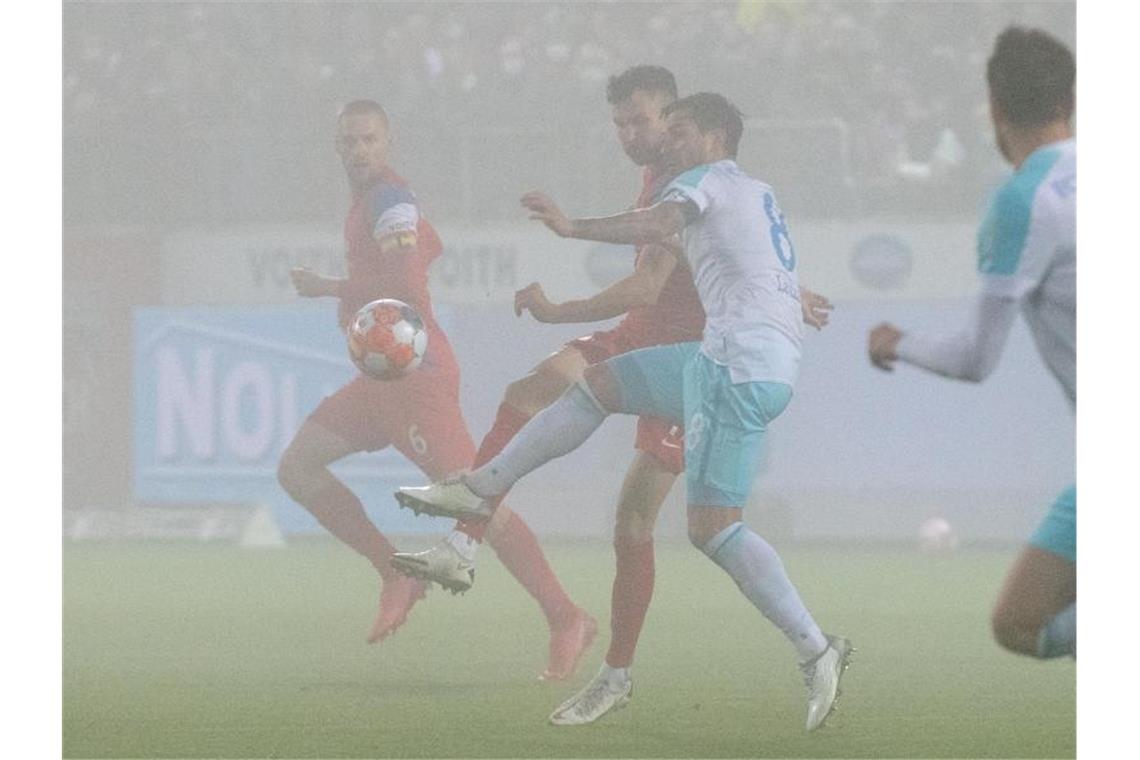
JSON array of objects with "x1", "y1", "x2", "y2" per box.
[
  {"x1": 338, "y1": 167, "x2": 458, "y2": 377},
  {"x1": 610, "y1": 167, "x2": 706, "y2": 346}
]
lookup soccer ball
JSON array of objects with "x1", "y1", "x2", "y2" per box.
[
  {"x1": 917, "y1": 516, "x2": 959, "y2": 553},
  {"x1": 347, "y1": 299, "x2": 428, "y2": 380}
]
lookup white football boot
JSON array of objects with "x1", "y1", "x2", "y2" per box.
[
  {"x1": 390, "y1": 540, "x2": 476, "y2": 595},
  {"x1": 548, "y1": 664, "x2": 633, "y2": 726},
  {"x1": 800, "y1": 634, "x2": 853, "y2": 731},
  {"x1": 394, "y1": 478, "x2": 494, "y2": 522}
]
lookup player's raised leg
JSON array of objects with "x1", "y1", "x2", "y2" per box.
[
  {"x1": 396, "y1": 342, "x2": 693, "y2": 517},
  {"x1": 991, "y1": 487, "x2": 1076, "y2": 658},
  {"x1": 395, "y1": 347, "x2": 590, "y2": 522},
  {"x1": 277, "y1": 413, "x2": 425, "y2": 643}
]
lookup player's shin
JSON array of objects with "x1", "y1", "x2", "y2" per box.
[
  {"x1": 606, "y1": 536, "x2": 655, "y2": 668},
  {"x1": 465, "y1": 382, "x2": 608, "y2": 498},
  {"x1": 1036, "y1": 602, "x2": 1076, "y2": 658},
  {"x1": 487, "y1": 509, "x2": 579, "y2": 629},
  {"x1": 701, "y1": 521, "x2": 828, "y2": 661},
  {"x1": 306, "y1": 479, "x2": 400, "y2": 579}
]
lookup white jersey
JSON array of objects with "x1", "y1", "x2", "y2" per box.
[
  {"x1": 896, "y1": 138, "x2": 1075, "y2": 407},
  {"x1": 660, "y1": 159, "x2": 803, "y2": 386},
  {"x1": 979, "y1": 139, "x2": 1076, "y2": 405}
]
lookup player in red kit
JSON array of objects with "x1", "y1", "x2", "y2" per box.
[
  {"x1": 278, "y1": 100, "x2": 594, "y2": 679},
  {"x1": 391, "y1": 70, "x2": 831, "y2": 707}
]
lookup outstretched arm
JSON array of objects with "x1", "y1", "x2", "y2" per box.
[
  {"x1": 515, "y1": 243, "x2": 680, "y2": 324},
  {"x1": 521, "y1": 191, "x2": 688, "y2": 246},
  {"x1": 868, "y1": 293, "x2": 1018, "y2": 380}
]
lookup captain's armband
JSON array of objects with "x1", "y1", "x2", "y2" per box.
[{"x1": 377, "y1": 230, "x2": 418, "y2": 254}]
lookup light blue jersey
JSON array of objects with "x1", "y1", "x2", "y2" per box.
[
  {"x1": 897, "y1": 138, "x2": 1077, "y2": 560},
  {"x1": 978, "y1": 138, "x2": 1076, "y2": 406},
  {"x1": 660, "y1": 160, "x2": 803, "y2": 386},
  {"x1": 983, "y1": 138, "x2": 1077, "y2": 561}
]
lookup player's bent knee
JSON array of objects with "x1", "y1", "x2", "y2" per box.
[
  {"x1": 687, "y1": 522, "x2": 717, "y2": 551},
  {"x1": 503, "y1": 368, "x2": 570, "y2": 417},
  {"x1": 276, "y1": 449, "x2": 305, "y2": 499},
  {"x1": 614, "y1": 507, "x2": 656, "y2": 543},
  {"x1": 686, "y1": 506, "x2": 745, "y2": 554},
  {"x1": 276, "y1": 439, "x2": 329, "y2": 502},
  {"x1": 583, "y1": 364, "x2": 621, "y2": 413}
]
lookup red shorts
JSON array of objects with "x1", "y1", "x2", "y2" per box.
[
  {"x1": 567, "y1": 328, "x2": 686, "y2": 475},
  {"x1": 308, "y1": 364, "x2": 476, "y2": 481}
]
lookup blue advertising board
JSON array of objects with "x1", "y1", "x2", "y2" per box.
[{"x1": 132, "y1": 304, "x2": 451, "y2": 534}]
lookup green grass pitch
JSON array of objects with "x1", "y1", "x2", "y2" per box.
[{"x1": 64, "y1": 540, "x2": 1074, "y2": 758}]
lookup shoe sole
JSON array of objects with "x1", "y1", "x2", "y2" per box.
[
  {"x1": 549, "y1": 687, "x2": 632, "y2": 726},
  {"x1": 809, "y1": 637, "x2": 854, "y2": 732},
  {"x1": 394, "y1": 491, "x2": 492, "y2": 523},
  {"x1": 390, "y1": 555, "x2": 474, "y2": 595}
]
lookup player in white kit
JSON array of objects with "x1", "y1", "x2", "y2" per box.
[
  {"x1": 868, "y1": 26, "x2": 1076, "y2": 660},
  {"x1": 396, "y1": 93, "x2": 851, "y2": 730}
]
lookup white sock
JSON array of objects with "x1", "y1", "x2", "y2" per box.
[
  {"x1": 598, "y1": 662, "x2": 630, "y2": 686},
  {"x1": 702, "y1": 522, "x2": 828, "y2": 661},
  {"x1": 445, "y1": 530, "x2": 479, "y2": 562},
  {"x1": 1036, "y1": 602, "x2": 1076, "y2": 659},
  {"x1": 466, "y1": 383, "x2": 607, "y2": 497}
]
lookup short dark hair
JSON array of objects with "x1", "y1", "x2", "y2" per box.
[
  {"x1": 986, "y1": 26, "x2": 1074, "y2": 127},
  {"x1": 662, "y1": 92, "x2": 745, "y2": 157},
  {"x1": 606, "y1": 65, "x2": 678, "y2": 105},
  {"x1": 338, "y1": 99, "x2": 389, "y2": 125}
]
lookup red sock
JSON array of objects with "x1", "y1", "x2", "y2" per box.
[
  {"x1": 305, "y1": 480, "x2": 399, "y2": 579},
  {"x1": 458, "y1": 403, "x2": 531, "y2": 542},
  {"x1": 606, "y1": 536, "x2": 655, "y2": 668},
  {"x1": 487, "y1": 510, "x2": 578, "y2": 629}
]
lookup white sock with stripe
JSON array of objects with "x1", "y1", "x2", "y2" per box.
[{"x1": 702, "y1": 522, "x2": 828, "y2": 661}]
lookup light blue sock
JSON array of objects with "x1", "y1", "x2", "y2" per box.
[
  {"x1": 702, "y1": 522, "x2": 828, "y2": 661},
  {"x1": 1036, "y1": 602, "x2": 1076, "y2": 659}
]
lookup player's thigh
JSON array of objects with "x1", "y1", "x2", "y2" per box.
[
  {"x1": 994, "y1": 487, "x2": 1077, "y2": 628},
  {"x1": 299, "y1": 376, "x2": 395, "y2": 456},
  {"x1": 278, "y1": 409, "x2": 369, "y2": 499},
  {"x1": 614, "y1": 450, "x2": 679, "y2": 541},
  {"x1": 282, "y1": 416, "x2": 359, "y2": 464},
  {"x1": 683, "y1": 357, "x2": 792, "y2": 511},
  {"x1": 386, "y1": 379, "x2": 477, "y2": 480},
  {"x1": 993, "y1": 546, "x2": 1076, "y2": 633},
  {"x1": 595, "y1": 342, "x2": 697, "y2": 420},
  {"x1": 503, "y1": 345, "x2": 590, "y2": 417}
]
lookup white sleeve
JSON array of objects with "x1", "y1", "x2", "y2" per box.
[{"x1": 895, "y1": 293, "x2": 1019, "y2": 383}]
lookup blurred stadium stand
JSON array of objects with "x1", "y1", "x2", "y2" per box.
[{"x1": 64, "y1": 1, "x2": 1073, "y2": 228}]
